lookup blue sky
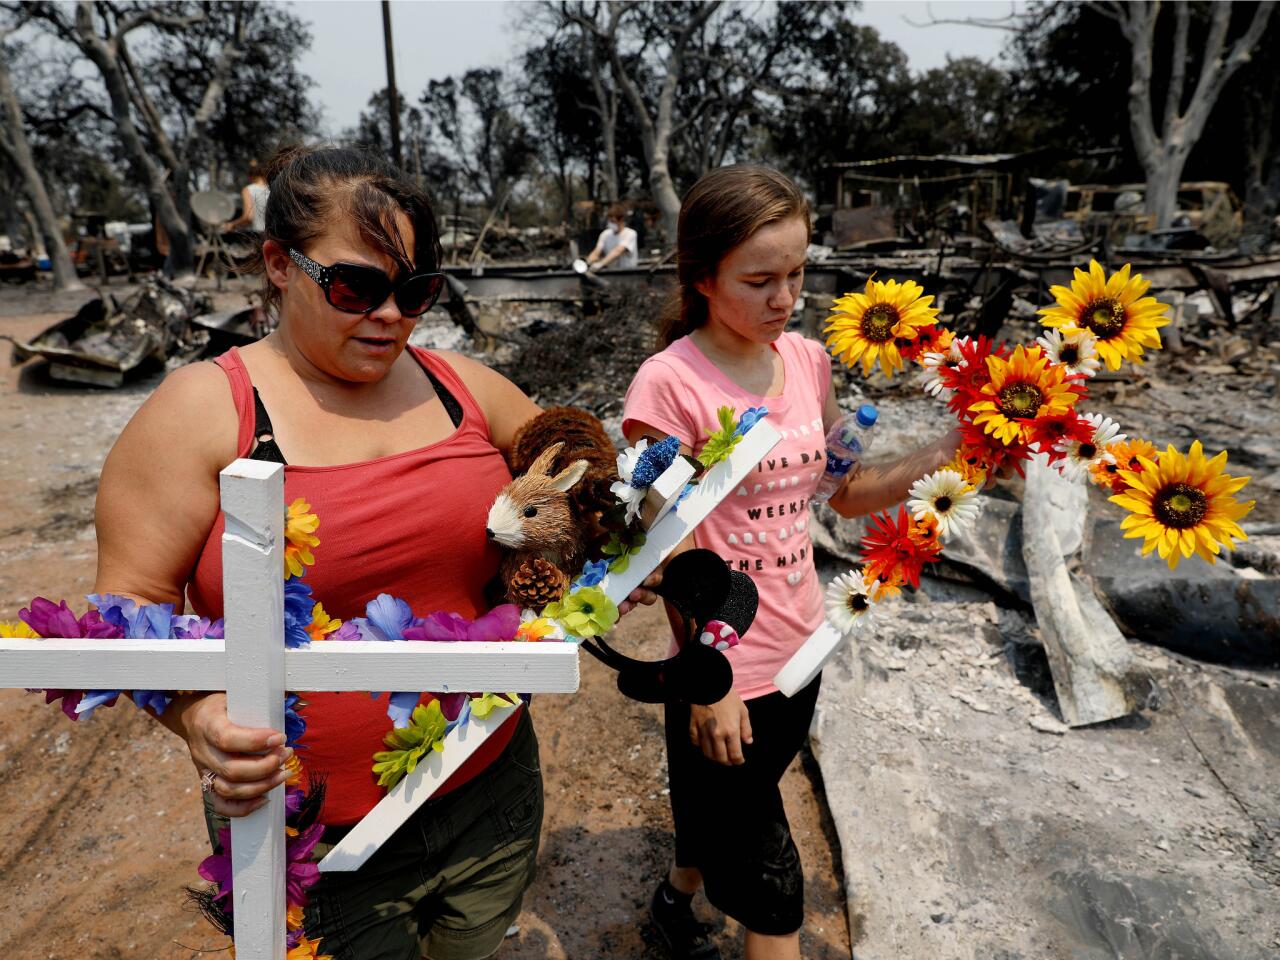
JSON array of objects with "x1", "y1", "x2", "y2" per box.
[{"x1": 293, "y1": 0, "x2": 1024, "y2": 135}]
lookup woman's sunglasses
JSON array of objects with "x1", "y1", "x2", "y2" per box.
[{"x1": 288, "y1": 248, "x2": 445, "y2": 317}]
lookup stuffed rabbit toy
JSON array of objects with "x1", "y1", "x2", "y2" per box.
[{"x1": 486, "y1": 442, "x2": 590, "y2": 607}]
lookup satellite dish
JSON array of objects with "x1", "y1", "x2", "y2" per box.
[{"x1": 191, "y1": 191, "x2": 238, "y2": 227}]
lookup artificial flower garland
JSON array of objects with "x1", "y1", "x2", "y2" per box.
[
  {"x1": 7, "y1": 406, "x2": 771, "y2": 957},
  {"x1": 820, "y1": 261, "x2": 1255, "y2": 636}
]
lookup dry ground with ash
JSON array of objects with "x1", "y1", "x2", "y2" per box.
[{"x1": 0, "y1": 286, "x2": 848, "y2": 959}]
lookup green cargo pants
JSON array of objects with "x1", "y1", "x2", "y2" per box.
[{"x1": 205, "y1": 710, "x2": 543, "y2": 960}]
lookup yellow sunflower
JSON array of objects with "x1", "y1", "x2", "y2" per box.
[
  {"x1": 824, "y1": 276, "x2": 939, "y2": 378},
  {"x1": 284, "y1": 498, "x2": 320, "y2": 579},
  {"x1": 1109, "y1": 440, "x2": 1253, "y2": 569},
  {"x1": 0, "y1": 620, "x2": 39, "y2": 639},
  {"x1": 967, "y1": 345, "x2": 1080, "y2": 445},
  {"x1": 1038, "y1": 260, "x2": 1169, "y2": 370}
]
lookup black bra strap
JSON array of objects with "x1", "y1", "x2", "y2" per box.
[
  {"x1": 249, "y1": 388, "x2": 287, "y2": 465},
  {"x1": 421, "y1": 363, "x2": 464, "y2": 429},
  {"x1": 247, "y1": 357, "x2": 462, "y2": 466}
]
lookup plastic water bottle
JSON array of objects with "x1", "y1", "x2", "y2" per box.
[{"x1": 812, "y1": 404, "x2": 878, "y2": 504}]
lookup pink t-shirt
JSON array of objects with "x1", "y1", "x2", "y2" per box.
[{"x1": 623, "y1": 332, "x2": 832, "y2": 699}]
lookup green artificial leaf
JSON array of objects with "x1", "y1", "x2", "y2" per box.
[{"x1": 370, "y1": 700, "x2": 448, "y2": 789}]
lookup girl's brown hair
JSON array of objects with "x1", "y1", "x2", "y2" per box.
[
  {"x1": 246, "y1": 144, "x2": 443, "y2": 312},
  {"x1": 658, "y1": 164, "x2": 810, "y2": 347}
]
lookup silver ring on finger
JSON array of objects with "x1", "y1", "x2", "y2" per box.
[{"x1": 200, "y1": 769, "x2": 217, "y2": 794}]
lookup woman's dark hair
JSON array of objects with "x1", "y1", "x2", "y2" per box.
[
  {"x1": 247, "y1": 144, "x2": 443, "y2": 312},
  {"x1": 658, "y1": 164, "x2": 810, "y2": 347}
]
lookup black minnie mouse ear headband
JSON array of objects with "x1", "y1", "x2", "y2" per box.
[{"x1": 580, "y1": 549, "x2": 759, "y2": 705}]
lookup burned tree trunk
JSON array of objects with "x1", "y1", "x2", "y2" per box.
[
  {"x1": 600, "y1": 1, "x2": 720, "y2": 248},
  {"x1": 27, "y1": 1, "x2": 246, "y2": 279},
  {"x1": 1021, "y1": 459, "x2": 1139, "y2": 726},
  {"x1": 1098, "y1": 1, "x2": 1275, "y2": 230},
  {"x1": 0, "y1": 31, "x2": 82, "y2": 292}
]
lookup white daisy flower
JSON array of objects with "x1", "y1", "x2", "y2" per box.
[
  {"x1": 907, "y1": 468, "x2": 982, "y2": 538},
  {"x1": 825, "y1": 570, "x2": 884, "y2": 636},
  {"x1": 919, "y1": 350, "x2": 954, "y2": 400},
  {"x1": 611, "y1": 439, "x2": 649, "y2": 523},
  {"x1": 1036, "y1": 327, "x2": 1102, "y2": 379},
  {"x1": 1054, "y1": 412, "x2": 1125, "y2": 482}
]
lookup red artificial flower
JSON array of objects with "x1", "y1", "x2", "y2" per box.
[
  {"x1": 897, "y1": 323, "x2": 954, "y2": 364},
  {"x1": 1027, "y1": 411, "x2": 1094, "y2": 462},
  {"x1": 958, "y1": 422, "x2": 1033, "y2": 479},
  {"x1": 860, "y1": 505, "x2": 941, "y2": 589},
  {"x1": 939, "y1": 336, "x2": 1012, "y2": 418}
]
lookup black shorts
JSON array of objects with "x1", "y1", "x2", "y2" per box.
[{"x1": 664, "y1": 674, "x2": 821, "y2": 936}]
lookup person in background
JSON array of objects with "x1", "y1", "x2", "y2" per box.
[
  {"x1": 623, "y1": 165, "x2": 960, "y2": 960},
  {"x1": 222, "y1": 160, "x2": 270, "y2": 235},
  {"x1": 585, "y1": 201, "x2": 639, "y2": 270}
]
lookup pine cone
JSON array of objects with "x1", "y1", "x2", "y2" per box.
[{"x1": 508, "y1": 557, "x2": 569, "y2": 607}]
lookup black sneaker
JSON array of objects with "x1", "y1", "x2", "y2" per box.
[{"x1": 649, "y1": 881, "x2": 722, "y2": 960}]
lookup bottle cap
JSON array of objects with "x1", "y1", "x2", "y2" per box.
[{"x1": 855, "y1": 404, "x2": 878, "y2": 428}]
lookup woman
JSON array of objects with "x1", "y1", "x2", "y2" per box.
[
  {"x1": 623, "y1": 165, "x2": 959, "y2": 960},
  {"x1": 94, "y1": 144, "x2": 652, "y2": 960},
  {"x1": 222, "y1": 160, "x2": 270, "y2": 235}
]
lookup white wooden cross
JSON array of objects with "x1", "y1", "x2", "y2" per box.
[{"x1": 0, "y1": 423, "x2": 780, "y2": 959}]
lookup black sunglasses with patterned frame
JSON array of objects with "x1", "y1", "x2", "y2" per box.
[{"x1": 288, "y1": 248, "x2": 446, "y2": 317}]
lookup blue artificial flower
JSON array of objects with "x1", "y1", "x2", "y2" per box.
[
  {"x1": 74, "y1": 690, "x2": 122, "y2": 720},
  {"x1": 131, "y1": 690, "x2": 172, "y2": 716},
  {"x1": 444, "y1": 696, "x2": 472, "y2": 734},
  {"x1": 630, "y1": 435, "x2": 681, "y2": 489},
  {"x1": 284, "y1": 694, "x2": 306, "y2": 747},
  {"x1": 733, "y1": 406, "x2": 769, "y2": 438},
  {"x1": 386, "y1": 691, "x2": 420, "y2": 729},
  {"x1": 86, "y1": 593, "x2": 176, "y2": 639},
  {"x1": 283, "y1": 578, "x2": 315, "y2": 650},
  {"x1": 572, "y1": 559, "x2": 610, "y2": 590},
  {"x1": 363, "y1": 593, "x2": 414, "y2": 642},
  {"x1": 85, "y1": 593, "x2": 180, "y2": 716}
]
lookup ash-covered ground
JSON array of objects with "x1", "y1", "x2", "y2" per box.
[{"x1": 2, "y1": 277, "x2": 1277, "y2": 959}]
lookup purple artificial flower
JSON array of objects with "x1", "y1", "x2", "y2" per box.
[
  {"x1": 437, "y1": 692, "x2": 470, "y2": 722},
  {"x1": 20, "y1": 598, "x2": 123, "y2": 639},
  {"x1": 171, "y1": 615, "x2": 225, "y2": 640},
  {"x1": 285, "y1": 823, "x2": 324, "y2": 908},
  {"x1": 20, "y1": 599, "x2": 124, "y2": 720},
  {"x1": 403, "y1": 605, "x2": 520, "y2": 643},
  {"x1": 40, "y1": 689, "x2": 84, "y2": 721},
  {"x1": 404, "y1": 611, "x2": 470, "y2": 642},
  {"x1": 285, "y1": 786, "x2": 306, "y2": 818},
  {"x1": 198, "y1": 827, "x2": 234, "y2": 906},
  {"x1": 328, "y1": 619, "x2": 361, "y2": 641}
]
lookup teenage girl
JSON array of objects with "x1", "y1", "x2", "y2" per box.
[{"x1": 623, "y1": 165, "x2": 959, "y2": 960}]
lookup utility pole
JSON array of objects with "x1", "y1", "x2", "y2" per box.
[{"x1": 381, "y1": 0, "x2": 403, "y2": 170}]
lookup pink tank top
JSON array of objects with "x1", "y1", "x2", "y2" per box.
[
  {"x1": 623, "y1": 332, "x2": 832, "y2": 699},
  {"x1": 189, "y1": 347, "x2": 520, "y2": 824}
]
